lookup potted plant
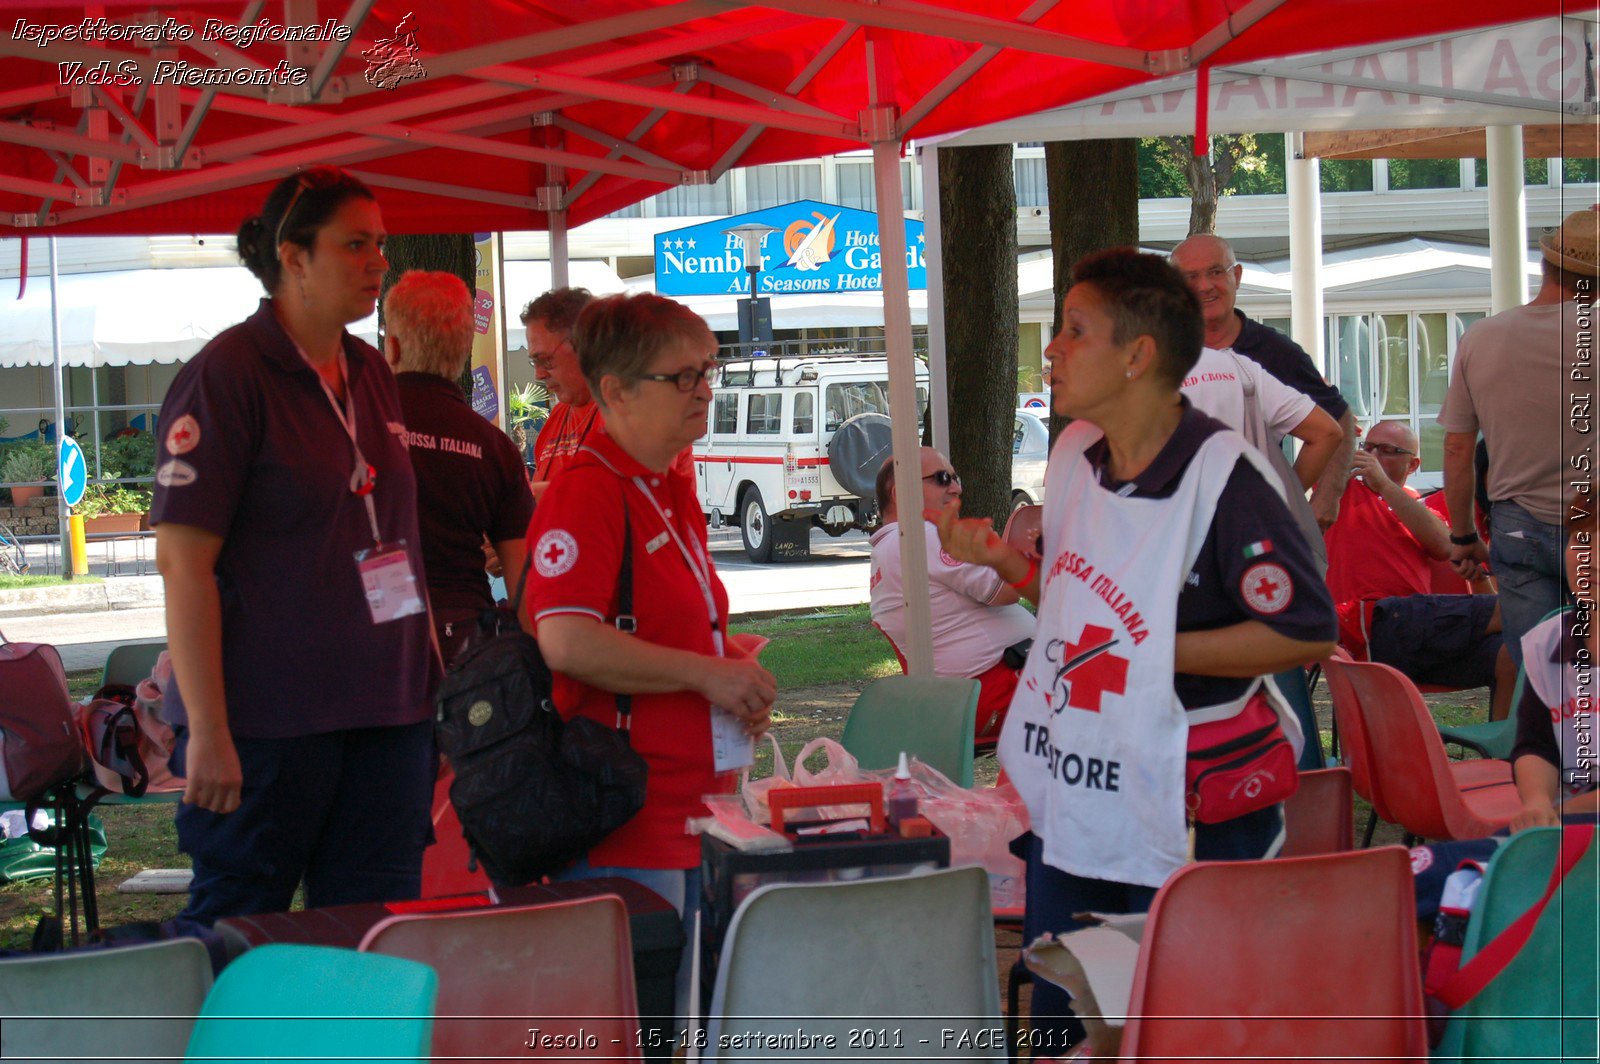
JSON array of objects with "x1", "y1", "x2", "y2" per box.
[
  {"x1": 74, "y1": 483, "x2": 154, "y2": 535},
  {"x1": 506, "y1": 381, "x2": 550, "y2": 471},
  {"x1": 1, "y1": 442, "x2": 54, "y2": 506}
]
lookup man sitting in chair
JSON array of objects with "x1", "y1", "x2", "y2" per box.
[
  {"x1": 868, "y1": 449, "x2": 1034, "y2": 742},
  {"x1": 1324, "y1": 420, "x2": 1514, "y2": 719}
]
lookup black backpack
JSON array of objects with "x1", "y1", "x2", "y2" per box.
[{"x1": 435, "y1": 513, "x2": 648, "y2": 887}]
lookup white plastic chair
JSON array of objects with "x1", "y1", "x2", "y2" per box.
[
  {"x1": 0, "y1": 938, "x2": 213, "y2": 1063},
  {"x1": 706, "y1": 866, "x2": 1003, "y2": 1061}
]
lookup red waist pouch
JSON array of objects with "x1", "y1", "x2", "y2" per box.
[{"x1": 1184, "y1": 687, "x2": 1299, "y2": 824}]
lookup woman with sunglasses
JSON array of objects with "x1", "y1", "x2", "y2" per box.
[
  {"x1": 150, "y1": 167, "x2": 436, "y2": 926},
  {"x1": 935, "y1": 249, "x2": 1335, "y2": 1050},
  {"x1": 524, "y1": 291, "x2": 775, "y2": 1016}
]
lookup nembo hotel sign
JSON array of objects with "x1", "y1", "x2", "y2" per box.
[{"x1": 654, "y1": 200, "x2": 927, "y2": 297}]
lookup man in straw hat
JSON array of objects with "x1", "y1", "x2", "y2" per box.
[{"x1": 1439, "y1": 206, "x2": 1600, "y2": 664}]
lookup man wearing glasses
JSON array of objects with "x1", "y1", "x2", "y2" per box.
[
  {"x1": 1324, "y1": 420, "x2": 1513, "y2": 717},
  {"x1": 1171, "y1": 234, "x2": 1358, "y2": 531},
  {"x1": 868, "y1": 448, "x2": 1035, "y2": 743},
  {"x1": 521, "y1": 287, "x2": 598, "y2": 498}
]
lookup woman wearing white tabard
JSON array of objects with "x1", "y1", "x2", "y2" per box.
[{"x1": 935, "y1": 250, "x2": 1337, "y2": 1048}]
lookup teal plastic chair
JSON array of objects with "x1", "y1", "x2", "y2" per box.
[
  {"x1": 840, "y1": 675, "x2": 979, "y2": 787},
  {"x1": 1435, "y1": 663, "x2": 1521, "y2": 761},
  {"x1": 1438, "y1": 826, "x2": 1599, "y2": 1062},
  {"x1": 186, "y1": 944, "x2": 437, "y2": 1064},
  {"x1": 0, "y1": 938, "x2": 212, "y2": 1062},
  {"x1": 706, "y1": 866, "x2": 1002, "y2": 1061},
  {"x1": 100, "y1": 640, "x2": 165, "y2": 689}
]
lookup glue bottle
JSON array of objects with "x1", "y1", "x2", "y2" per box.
[{"x1": 887, "y1": 751, "x2": 918, "y2": 830}]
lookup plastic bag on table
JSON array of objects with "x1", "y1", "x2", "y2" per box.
[
  {"x1": 739, "y1": 733, "x2": 796, "y2": 825},
  {"x1": 787, "y1": 737, "x2": 887, "y2": 822},
  {"x1": 907, "y1": 759, "x2": 1029, "y2": 910}
]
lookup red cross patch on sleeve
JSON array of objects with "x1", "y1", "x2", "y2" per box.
[{"x1": 1240, "y1": 561, "x2": 1293, "y2": 615}]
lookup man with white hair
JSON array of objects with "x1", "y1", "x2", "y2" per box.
[
  {"x1": 385, "y1": 270, "x2": 533, "y2": 663},
  {"x1": 1171, "y1": 233, "x2": 1358, "y2": 529},
  {"x1": 1440, "y1": 206, "x2": 1600, "y2": 664}
]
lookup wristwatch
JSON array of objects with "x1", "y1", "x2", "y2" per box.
[{"x1": 1449, "y1": 530, "x2": 1480, "y2": 546}]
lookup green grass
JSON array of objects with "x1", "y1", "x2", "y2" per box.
[
  {"x1": 731, "y1": 604, "x2": 900, "y2": 688},
  {"x1": 0, "y1": 574, "x2": 102, "y2": 590}
]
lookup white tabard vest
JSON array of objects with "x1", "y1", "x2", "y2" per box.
[
  {"x1": 1521, "y1": 612, "x2": 1598, "y2": 797},
  {"x1": 999, "y1": 420, "x2": 1272, "y2": 887}
]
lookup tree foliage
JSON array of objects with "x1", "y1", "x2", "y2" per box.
[{"x1": 1149, "y1": 134, "x2": 1276, "y2": 234}]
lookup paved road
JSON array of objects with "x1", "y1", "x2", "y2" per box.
[{"x1": 4, "y1": 527, "x2": 874, "y2": 671}]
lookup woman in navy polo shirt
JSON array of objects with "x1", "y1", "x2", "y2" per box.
[
  {"x1": 937, "y1": 249, "x2": 1337, "y2": 1048},
  {"x1": 151, "y1": 168, "x2": 437, "y2": 925}
]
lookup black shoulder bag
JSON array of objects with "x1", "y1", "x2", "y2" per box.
[{"x1": 435, "y1": 509, "x2": 649, "y2": 886}]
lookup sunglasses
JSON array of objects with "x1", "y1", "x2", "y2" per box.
[
  {"x1": 923, "y1": 470, "x2": 960, "y2": 487},
  {"x1": 1360, "y1": 441, "x2": 1414, "y2": 458},
  {"x1": 638, "y1": 363, "x2": 722, "y2": 393},
  {"x1": 274, "y1": 166, "x2": 353, "y2": 247}
]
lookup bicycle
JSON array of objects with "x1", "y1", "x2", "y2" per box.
[{"x1": 0, "y1": 522, "x2": 29, "y2": 576}]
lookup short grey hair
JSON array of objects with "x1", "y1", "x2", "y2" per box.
[
  {"x1": 383, "y1": 271, "x2": 473, "y2": 379},
  {"x1": 573, "y1": 292, "x2": 714, "y2": 405}
]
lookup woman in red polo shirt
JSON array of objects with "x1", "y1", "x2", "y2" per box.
[{"x1": 524, "y1": 291, "x2": 775, "y2": 1013}]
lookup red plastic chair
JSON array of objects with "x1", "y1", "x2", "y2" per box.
[
  {"x1": 359, "y1": 895, "x2": 641, "y2": 1062},
  {"x1": 1120, "y1": 847, "x2": 1428, "y2": 1060},
  {"x1": 1280, "y1": 767, "x2": 1354, "y2": 857},
  {"x1": 1323, "y1": 657, "x2": 1518, "y2": 844}
]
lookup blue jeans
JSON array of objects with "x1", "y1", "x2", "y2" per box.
[
  {"x1": 556, "y1": 858, "x2": 701, "y2": 1024},
  {"x1": 1489, "y1": 501, "x2": 1566, "y2": 667},
  {"x1": 171, "y1": 720, "x2": 435, "y2": 927}
]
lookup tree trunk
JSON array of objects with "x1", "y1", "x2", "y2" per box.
[
  {"x1": 379, "y1": 233, "x2": 477, "y2": 391},
  {"x1": 939, "y1": 144, "x2": 1018, "y2": 531},
  {"x1": 379, "y1": 233, "x2": 476, "y2": 332},
  {"x1": 1043, "y1": 139, "x2": 1139, "y2": 438}
]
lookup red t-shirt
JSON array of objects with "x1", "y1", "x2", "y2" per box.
[
  {"x1": 532, "y1": 401, "x2": 600, "y2": 484},
  {"x1": 1422, "y1": 491, "x2": 1472, "y2": 595},
  {"x1": 1324, "y1": 478, "x2": 1441, "y2": 654},
  {"x1": 524, "y1": 428, "x2": 732, "y2": 869}
]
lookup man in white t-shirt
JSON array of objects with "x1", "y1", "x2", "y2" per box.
[
  {"x1": 869, "y1": 447, "x2": 1036, "y2": 741},
  {"x1": 1180, "y1": 345, "x2": 1344, "y2": 494}
]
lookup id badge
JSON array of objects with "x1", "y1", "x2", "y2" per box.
[
  {"x1": 355, "y1": 541, "x2": 425, "y2": 625},
  {"x1": 710, "y1": 705, "x2": 755, "y2": 773}
]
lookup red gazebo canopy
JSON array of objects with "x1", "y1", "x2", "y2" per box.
[{"x1": 0, "y1": 0, "x2": 1558, "y2": 236}]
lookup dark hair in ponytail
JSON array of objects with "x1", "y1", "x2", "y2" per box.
[{"x1": 237, "y1": 167, "x2": 375, "y2": 294}]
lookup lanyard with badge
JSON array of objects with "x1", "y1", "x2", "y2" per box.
[
  {"x1": 629, "y1": 474, "x2": 752, "y2": 772},
  {"x1": 300, "y1": 344, "x2": 425, "y2": 625}
]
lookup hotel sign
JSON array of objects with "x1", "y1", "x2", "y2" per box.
[{"x1": 655, "y1": 200, "x2": 927, "y2": 297}]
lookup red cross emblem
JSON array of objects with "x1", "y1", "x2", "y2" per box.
[
  {"x1": 1241, "y1": 562, "x2": 1293, "y2": 615},
  {"x1": 533, "y1": 529, "x2": 578, "y2": 577},
  {"x1": 542, "y1": 541, "x2": 566, "y2": 567},
  {"x1": 1045, "y1": 623, "x2": 1129, "y2": 713}
]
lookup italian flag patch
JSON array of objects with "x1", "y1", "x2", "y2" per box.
[{"x1": 1242, "y1": 539, "x2": 1274, "y2": 559}]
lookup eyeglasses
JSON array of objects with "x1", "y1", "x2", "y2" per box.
[
  {"x1": 528, "y1": 337, "x2": 570, "y2": 372},
  {"x1": 274, "y1": 166, "x2": 348, "y2": 248},
  {"x1": 1360, "y1": 441, "x2": 1414, "y2": 458},
  {"x1": 638, "y1": 363, "x2": 722, "y2": 393},
  {"x1": 1176, "y1": 265, "x2": 1236, "y2": 285},
  {"x1": 923, "y1": 470, "x2": 960, "y2": 487}
]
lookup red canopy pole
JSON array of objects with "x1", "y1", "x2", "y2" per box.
[{"x1": 866, "y1": 29, "x2": 934, "y2": 677}]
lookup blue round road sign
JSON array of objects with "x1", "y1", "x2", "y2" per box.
[{"x1": 58, "y1": 437, "x2": 86, "y2": 508}]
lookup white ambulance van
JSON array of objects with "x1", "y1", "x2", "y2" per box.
[{"x1": 695, "y1": 353, "x2": 929, "y2": 562}]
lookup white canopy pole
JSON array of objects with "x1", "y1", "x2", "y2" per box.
[
  {"x1": 918, "y1": 142, "x2": 950, "y2": 453},
  {"x1": 49, "y1": 236, "x2": 72, "y2": 578},
  {"x1": 1486, "y1": 124, "x2": 1529, "y2": 314},
  {"x1": 866, "y1": 36, "x2": 933, "y2": 678},
  {"x1": 1285, "y1": 133, "x2": 1326, "y2": 375}
]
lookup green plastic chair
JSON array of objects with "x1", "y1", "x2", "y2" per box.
[
  {"x1": 706, "y1": 866, "x2": 1002, "y2": 1061},
  {"x1": 1438, "y1": 826, "x2": 1599, "y2": 1062},
  {"x1": 100, "y1": 640, "x2": 166, "y2": 689},
  {"x1": 0, "y1": 938, "x2": 212, "y2": 1063},
  {"x1": 186, "y1": 944, "x2": 437, "y2": 1064},
  {"x1": 1436, "y1": 661, "x2": 1523, "y2": 761},
  {"x1": 840, "y1": 675, "x2": 980, "y2": 787}
]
